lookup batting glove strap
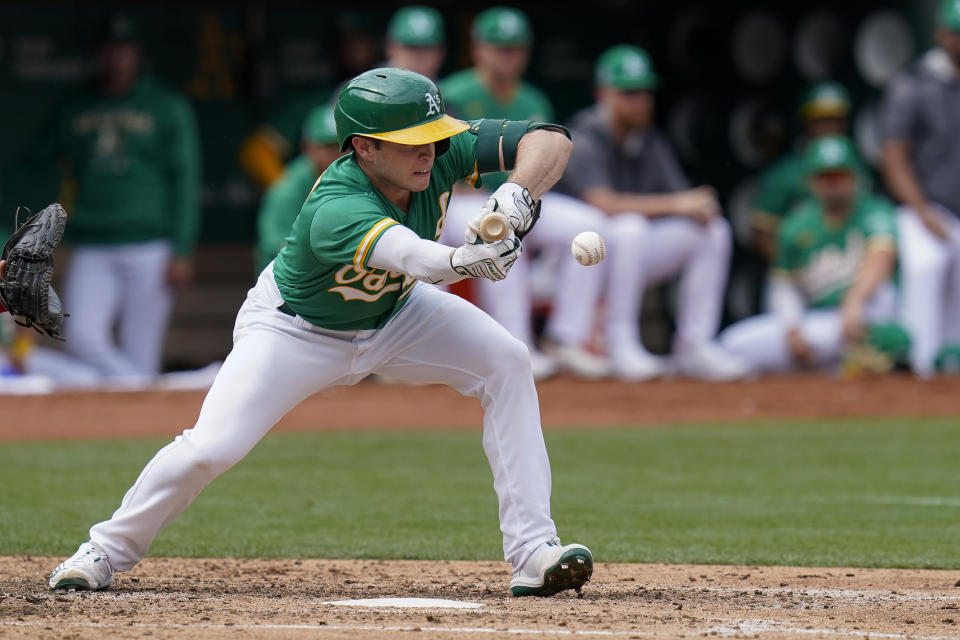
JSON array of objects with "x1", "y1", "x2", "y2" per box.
[
  {"x1": 488, "y1": 182, "x2": 540, "y2": 239},
  {"x1": 450, "y1": 233, "x2": 523, "y2": 281}
]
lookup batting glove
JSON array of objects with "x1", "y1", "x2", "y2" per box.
[
  {"x1": 450, "y1": 229, "x2": 522, "y2": 281},
  {"x1": 487, "y1": 182, "x2": 541, "y2": 240}
]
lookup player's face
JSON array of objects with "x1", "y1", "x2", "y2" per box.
[
  {"x1": 361, "y1": 139, "x2": 436, "y2": 193},
  {"x1": 603, "y1": 88, "x2": 655, "y2": 131},
  {"x1": 303, "y1": 142, "x2": 344, "y2": 174},
  {"x1": 386, "y1": 43, "x2": 446, "y2": 79},
  {"x1": 936, "y1": 27, "x2": 960, "y2": 69},
  {"x1": 810, "y1": 170, "x2": 857, "y2": 213},
  {"x1": 472, "y1": 43, "x2": 530, "y2": 83},
  {"x1": 805, "y1": 117, "x2": 847, "y2": 139},
  {"x1": 97, "y1": 42, "x2": 141, "y2": 86}
]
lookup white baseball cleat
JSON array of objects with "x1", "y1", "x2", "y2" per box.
[
  {"x1": 510, "y1": 540, "x2": 593, "y2": 597},
  {"x1": 673, "y1": 341, "x2": 752, "y2": 382},
  {"x1": 49, "y1": 541, "x2": 115, "y2": 590},
  {"x1": 609, "y1": 345, "x2": 666, "y2": 382},
  {"x1": 541, "y1": 341, "x2": 611, "y2": 379}
]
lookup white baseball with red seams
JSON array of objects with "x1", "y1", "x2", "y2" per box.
[{"x1": 571, "y1": 231, "x2": 606, "y2": 266}]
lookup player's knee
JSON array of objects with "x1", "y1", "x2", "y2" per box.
[
  {"x1": 481, "y1": 333, "x2": 531, "y2": 378},
  {"x1": 182, "y1": 435, "x2": 240, "y2": 479},
  {"x1": 901, "y1": 245, "x2": 949, "y2": 278},
  {"x1": 608, "y1": 213, "x2": 649, "y2": 242}
]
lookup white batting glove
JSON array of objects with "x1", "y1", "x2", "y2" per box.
[
  {"x1": 450, "y1": 230, "x2": 522, "y2": 281},
  {"x1": 487, "y1": 182, "x2": 539, "y2": 237}
]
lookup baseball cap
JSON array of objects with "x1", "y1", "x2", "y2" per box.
[
  {"x1": 805, "y1": 135, "x2": 859, "y2": 175},
  {"x1": 302, "y1": 104, "x2": 339, "y2": 145},
  {"x1": 939, "y1": 0, "x2": 960, "y2": 31},
  {"x1": 799, "y1": 81, "x2": 852, "y2": 122},
  {"x1": 471, "y1": 7, "x2": 533, "y2": 46},
  {"x1": 388, "y1": 6, "x2": 445, "y2": 47},
  {"x1": 595, "y1": 45, "x2": 660, "y2": 91}
]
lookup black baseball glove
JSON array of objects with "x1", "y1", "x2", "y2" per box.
[{"x1": 0, "y1": 203, "x2": 68, "y2": 339}]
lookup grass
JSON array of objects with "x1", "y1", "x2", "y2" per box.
[{"x1": 2, "y1": 417, "x2": 959, "y2": 568}]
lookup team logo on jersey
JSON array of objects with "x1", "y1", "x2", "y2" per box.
[
  {"x1": 425, "y1": 92, "x2": 443, "y2": 116},
  {"x1": 330, "y1": 265, "x2": 405, "y2": 303}
]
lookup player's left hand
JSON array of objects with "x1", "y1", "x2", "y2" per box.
[
  {"x1": 166, "y1": 258, "x2": 194, "y2": 289},
  {"x1": 841, "y1": 299, "x2": 864, "y2": 343},
  {"x1": 487, "y1": 182, "x2": 541, "y2": 239}
]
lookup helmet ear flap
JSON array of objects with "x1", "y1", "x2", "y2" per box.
[{"x1": 435, "y1": 137, "x2": 451, "y2": 157}]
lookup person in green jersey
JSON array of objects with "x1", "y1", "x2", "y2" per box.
[
  {"x1": 51, "y1": 14, "x2": 201, "y2": 383},
  {"x1": 49, "y1": 68, "x2": 594, "y2": 598},
  {"x1": 238, "y1": 6, "x2": 446, "y2": 189},
  {"x1": 255, "y1": 104, "x2": 343, "y2": 273},
  {"x1": 751, "y1": 81, "x2": 871, "y2": 261},
  {"x1": 720, "y1": 136, "x2": 899, "y2": 373},
  {"x1": 438, "y1": 6, "x2": 610, "y2": 380}
]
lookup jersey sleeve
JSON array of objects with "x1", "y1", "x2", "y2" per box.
[
  {"x1": 880, "y1": 73, "x2": 921, "y2": 143},
  {"x1": 257, "y1": 177, "x2": 309, "y2": 271},
  {"x1": 753, "y1": 163, "x2": 794, "y2": 224},
  {"x1": 861, "y1": 198, "x2": 898, "y2": 245},
  {"x1": 309, "y1": 196, "x2": 400, "y2": 271},
  {"x1": 772, "y1": 216, "x2": 800, "y2": 273},
  {"x1": 166, "y1": 94, "x2": 202, "y2": 257}
]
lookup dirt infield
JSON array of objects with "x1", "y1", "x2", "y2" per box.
[
  {"x1": 3, "y1": 557, "x2": 960, "y2": 639},
  {"x1": 5, "y1": 373, "x2": 960, "y2": 442}
]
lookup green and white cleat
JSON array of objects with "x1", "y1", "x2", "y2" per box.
[
  {"x1": 510, "y1": 541, "x2": 593, "y2": 597},
  {"x1": 49, "y1": 541, "x2": 115, "y2": 590}
]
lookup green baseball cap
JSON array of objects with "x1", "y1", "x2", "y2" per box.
[
  {"x1": 388, "y1": 6, "x2": 445, "y2": 46},
  {"x1": 302, "y1": 104, "x2": 339, "y2": 145},
  {"x1": 940, "y1": 0, "x2": 960, "y2": 31},
  {"x1": 806, "y1": 135, "x2": 859, "y2": 175},
  {"x1": 335, "y1": 68, "x2": 468, "y2": 151},
  {"x1": 595, "y1": 45, "x2": 660, "y2": 90},
  {"x1": 471, "y1": 7, "x2": 533, "y2": 46},
  {"x1": 799, "y1": 81, "x2": 852, "y2": 121}
]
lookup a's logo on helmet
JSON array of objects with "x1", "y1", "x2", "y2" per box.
[{"x1": 425, "y1": 92, "x2": 442, "y2": 116}]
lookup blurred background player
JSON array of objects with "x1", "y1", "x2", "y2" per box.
[
  {"x1": 557, "y1": 45, "x2": 747, "y2": 381},
  {"x1": 238, "y1": 6, "x2": 444, "y2": 190},
  {"x1": 52, "y1": 14, "x2": 201, "y2": 383},
  {"x1": 881, "y1": 0, "x2": 960, "y2": 378},
  {"x1": 720, "y1": 136, "x2": 899, "y2": 374},
  {"x1": 439, "y1": 6, "x2": 609, "y2": 379},
  {"x1": 255, "y1": 104, "x2": 342, "y2": 273},
  {"x1": 751, "y1": 82, "x2": 870, "y2": 263}
]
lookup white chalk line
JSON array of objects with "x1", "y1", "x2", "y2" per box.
[
  {"x1": 867, "y1": 496, "x2": 960, "y2": 508},
  {"x1": 685, "y1": 585, "x2": 960, "y2": 602},
  {"x1": 711, "y1": 619, "x2": 960, "y2": 640},
  {"x1": 0, "y1": 620, "x2": 647, "y2": 637}
]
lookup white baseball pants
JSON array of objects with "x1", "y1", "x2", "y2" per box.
[
  {"x1": 64, "y1": 240, "x2": 174, "y2": 380},
  {"x1": 895, "y1": 205, "x2": 960, "y2": 377},
  {"x1": 718, "y1": 284, "x2": 898, "y2": 373},
  {"x1": 439, "y1": 191, "x2": 607, "y2": 347},
  {"x1": 604, "y1": 213, "x2": 732, "y2": 352},
  {"x1": 90, "y1": 265, "x2": 558, "y2": 571}
]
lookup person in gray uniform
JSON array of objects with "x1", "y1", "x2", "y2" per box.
[{"x1": 880, "y1": 0, "x2": 960, "y2": 377}]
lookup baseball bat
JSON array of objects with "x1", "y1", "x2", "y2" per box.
[{"x1": 469, "y1": 211, "x2": 510, "y2": 243}]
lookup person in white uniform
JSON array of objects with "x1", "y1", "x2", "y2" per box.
[
  {"x1": 556, "y1": 45, "x2": 748, "y2": 382},
  {"x1": 880, "y1": 0, "x2": 960, "y2": 378},
  {"x1": 719, "y1": 136, "x2": 900, "y2": 374},
  {"x1": 47, "y1": 69, "x2": 593, "y2": 598}
]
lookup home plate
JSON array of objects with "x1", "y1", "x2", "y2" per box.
[{"x1": 322, "y1": 598, "x2": 483, "y2": 609}]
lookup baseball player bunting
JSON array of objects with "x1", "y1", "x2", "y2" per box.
[{"x1": 48, "y1": 69, "x2": 594, "y2": 598}]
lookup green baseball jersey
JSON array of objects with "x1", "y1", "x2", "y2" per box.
[
  {"x1": 272, "y1": 123, "x2": 486, "y2": 331},
  {"x1": 255, "y1": 155, "x2": 319, "y2": 272},
  {"x1": 54, "y1": 76, "x2": 201, "y2": 256},
  {"x1": 753, "y1": 148, "x2": 873, "y2": 232},
  {"x1": 774, "y1": 193, "x2": 897, "y2": 309},
  {"x1": 439, "y1": 70, "x2": 552, "y2": 190}
]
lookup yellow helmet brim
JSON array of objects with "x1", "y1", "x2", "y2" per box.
[{"x1": 359, "y1": 114, "x2": 470, "y2": 146}]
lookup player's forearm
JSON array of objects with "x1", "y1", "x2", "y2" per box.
[
  {"x1": 583, "y1": 188, "x2": 681, "y2": 217},
  {"x1": 845, "y1": 244, "x2": 895, "y2": 307},
  {"x1": 171, "y1": 111, "x2": 203, "y2": 257},
  {"x1": 882, "y1": 141, "x2": 928, "y2": 210},
  {"x1": 508, "y1": 129, "x2": 572, "y2": 199},
  {"x1": 367, "y1": 225, "x2": 463, "y2": 285}
]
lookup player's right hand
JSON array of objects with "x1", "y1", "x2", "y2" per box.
[
  {"x1": 450, "y1": 229, "x2": 522, "y2": 281},
  {"x1": 676, "y1": 186, "x2": 721, "y2": 224}
]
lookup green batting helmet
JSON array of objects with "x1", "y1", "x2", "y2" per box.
[
  {"x1": 595, "y1": 45, "x2": 660, "y2": 91},
  {"x1": 302, "y1": 104, "x2": 339, "y2": 145},
  {"x1": 334, "y1": 68, "x2": 468, "y2": 152},
  {"x1": 799, "y1": 81, "x2": 851, "y2": 121},
  {"x1": 805, "y1": 135, "x2": 859, "y2": 175},
  {"x1": 388, "y1": 6, "x2": 445, "y2": 46}
]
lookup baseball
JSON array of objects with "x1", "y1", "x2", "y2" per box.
[{"x1": 571, "y1": 231, "x2": 606, "y2": 266}]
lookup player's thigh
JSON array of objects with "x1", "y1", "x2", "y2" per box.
[
  {"x1": 64, "y1": 247, "x2": 121, "y2": 342},
  {"x1": 643, "y1": 218, "x2": 707, "y2": 285},
  {"x1": 897, "y1": 207, "x2": 952, "y2": 276},
  {"x1": 528, "y1": 192, "x2": 608, "y2": 250},
  {"x1": 370, "y1": 284, "x2": 530, "y2": 393},
  {"x1": 718, "y1": 313, "x2": 792, "y2": 372}
]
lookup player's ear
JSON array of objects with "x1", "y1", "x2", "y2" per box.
[{"x1": 351, "y1": 136, "x2": 376, "y2": 160}]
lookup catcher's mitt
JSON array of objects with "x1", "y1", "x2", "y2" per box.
[{"x1": 0, "y1": 203, "x2": 68, "y2": 339}]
